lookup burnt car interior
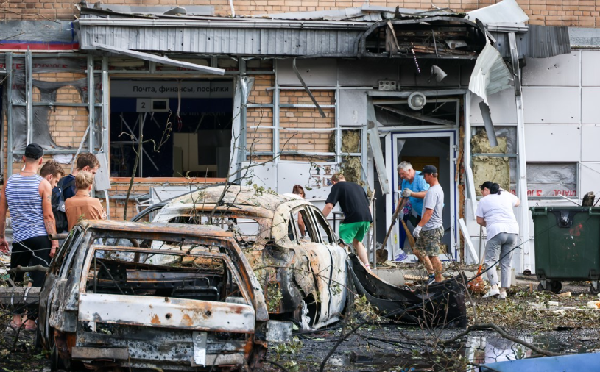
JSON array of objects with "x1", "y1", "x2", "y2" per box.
[{"x1": 82, "y1": 237, "x2": 247, "y2": 305}]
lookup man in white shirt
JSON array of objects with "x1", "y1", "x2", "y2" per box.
[{"x1": 476, "y1": 182, "x2": 520, "y2": 299}]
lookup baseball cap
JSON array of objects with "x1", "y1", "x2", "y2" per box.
[
  {"x1": 422, "y1": 165, "x2": 437, "y2": 174},
  {"x1": 480, "y1": 181, "x2": 494, "y2": 190},
  {"x1": 24, "y1": 143, "x2": 43, "y2": 160}
]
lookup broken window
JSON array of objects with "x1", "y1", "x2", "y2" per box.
[
  {"x1": 526, "y1": 163, "x2": 578, "y2": 198},
  {"x1": 373, "y1": 98, "x2": 459, "y2": 127},
  {"x1": 310, "y1": 207, "x2": 334, "y2": 244},
  {"x1": 85, "y1": 246, "x2": 246, "y2": 303},
  {"x1": 291, "y1": 207, "x2": 317, "y2": 242},
  {"x1": 109, "y1": 79, "x2": 234, "y2": 178}
]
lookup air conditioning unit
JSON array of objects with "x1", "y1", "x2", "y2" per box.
[{"x1": 378, "y1": 80, "x2": 397, "y2": 91}]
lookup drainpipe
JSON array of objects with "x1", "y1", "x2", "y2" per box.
[{"x1": 509, "y1": 32, "x2": 532, "y2": 274}]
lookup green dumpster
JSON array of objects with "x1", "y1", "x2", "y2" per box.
[{"x1": 531, "y1": 207, "x2": 600, "y2": 294}]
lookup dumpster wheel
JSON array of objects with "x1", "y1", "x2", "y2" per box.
[
  {"x1": 550, "y1": 281, "x2": 562, "y2": 294},
  {"x1": 538, "y1": 280, "x2": 562, "y2": 293},
  {"x1": 590, "y1": 282, "x2": 600, "y2": 295}
]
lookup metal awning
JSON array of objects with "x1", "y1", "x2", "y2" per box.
[
  {"x1": 92, "y1": 43, "x2": 225, "y2": 74},
  {"x1": 77, "y1": 18, "x2": 366, "y2": 57}
]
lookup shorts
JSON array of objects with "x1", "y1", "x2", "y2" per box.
[
  {"x1": 414, "y1": 226, "x2": 444, "y2": 256},
  {"x1": 339, "y1": 221, "x2": 371, "y2": 245}
]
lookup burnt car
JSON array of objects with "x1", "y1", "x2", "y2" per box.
[
  {"x1": 148, "y1": 185, "x2": 351, "y2": 330},
  {"x1": 38, "y1": 220, "x2": 268, "y2": 371}
]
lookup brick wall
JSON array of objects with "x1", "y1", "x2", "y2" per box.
[
  {"x1": 0, "y1": 0, "x2": 597, "y2": 27},
  {"x1": 279, "y1": 90, "x2": 334, "y2": 155},
  {"x1": 247, "y1": 75, "x2": 274, "y2": 156}
]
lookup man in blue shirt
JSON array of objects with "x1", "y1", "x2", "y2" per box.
[{"x1": 394, "y1": 161, "x2": 430, "y2": 261}]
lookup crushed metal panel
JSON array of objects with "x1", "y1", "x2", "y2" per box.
[
  {"x1": 466, "y1": 0, "x2": 528, "y2": 26},
  {"x1": 478, "y1": 101, "x2": 497, "y2": 147},
  {"x1": 526, "y1": 25, "x2": 571, "y2": 58},
  {"x1": 468, "y1": 38, "x2": 513, "y2": 104},
  {"x1": 493, "y1": 26, "x2": 571, "y2": 59},
  {"x1": 91, "y1": 43, "x2": 224, "y2": 75},
  {"x1": 522, "y1": 52, "x2": 579, "y2": 86}
]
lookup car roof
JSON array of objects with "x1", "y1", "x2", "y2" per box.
[
  {"x1": 167, "y1": 185, "x2": 311, "y2": 212},
  {"x1": 81, "y1": 220, "x2": 233, "y2": 239}
]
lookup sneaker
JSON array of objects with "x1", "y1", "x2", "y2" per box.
[
  {"x1": 427, "y1": 274, "x2": 436, "y2": 285},
  {"x1": 499, "y1": 291, "x2": 507, "y2": 300},
  {"x1": 483, "y1": 288, "x2": 500, "y2": 298},
  {"x1": 393, "y1": 253, "x2": 407, "y2": 262}
]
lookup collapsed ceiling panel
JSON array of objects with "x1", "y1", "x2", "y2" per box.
[{"x1": 360, "y1": 17, "x2": 487, "y2": 59}]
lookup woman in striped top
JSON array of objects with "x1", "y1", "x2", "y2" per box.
[{"x1": 0, "y1": 143, "x2": 58, "y2": 331}]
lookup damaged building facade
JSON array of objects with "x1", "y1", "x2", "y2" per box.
[{"x1": 0, "y1": 0, "x2": 597, "y2": 274}]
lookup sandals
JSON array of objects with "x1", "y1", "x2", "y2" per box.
[
  {"x1": 8, "y1": 321, "x2": 21, "y2": 331},
  {"x1": 8, "y1": 320, "x2": 36, "y2": 332}
]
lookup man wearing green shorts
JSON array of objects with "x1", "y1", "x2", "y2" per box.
[{"x1": 322, "y1": 173, "x2": 373, "y2": 269}]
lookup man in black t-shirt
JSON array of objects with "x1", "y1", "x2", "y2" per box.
[{"x1": 323, "y1": 173, "x2": 373, "y2": 269}]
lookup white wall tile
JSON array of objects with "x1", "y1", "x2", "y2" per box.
[
  {"x1": 522, "y1": 52, "x2": 580, "y2": 87},
  {"x1": 582, "y1": 125, "x2": 600, "y2": 161},
  {"x1": 581, "y1": 87, "x2": 600, "y2": 124},
  {"x1": 525, "y1": 124, "x2": 581, "y2": 161},
  {"x1": 523, "y1": 87, "x2": 580, "y2": 124},
  {"x1": 581, "y1": 51, "x2": 600, "y2": 86},
  {"x1": 580, "y1": 162, "x2": 600, "y2": 195}
]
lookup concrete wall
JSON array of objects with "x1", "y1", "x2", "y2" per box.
[{"x1": 2, "y1": 0, "x2": 597, "y2": 27}]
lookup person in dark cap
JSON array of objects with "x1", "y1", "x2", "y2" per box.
[
  {"x1": 412, "y1": 165, "x2": 445, "y2": 285},
  {"x1": 0, "y1": 143, "x2": 58, "y2": 331}
]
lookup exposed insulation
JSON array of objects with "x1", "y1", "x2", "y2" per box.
[
  {"x1": 472, "y1": 156, "x2": 510, "y2": 195},
  {"x1": 471, "y1": 130, "x2": 508, "y2": 154},
  {"x1": 328, "y1": 129, "x2": 360, "y2": 153},
  {"x1": 471, "y1": 130, "x2": 510, "y2": 196},
  {"x1": 339, "y1": 156, "x2": 362, "y2": 184}
]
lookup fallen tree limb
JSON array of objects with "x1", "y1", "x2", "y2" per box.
[{"x1": 8, "y1": 265, "x2": 48, "y2": 273}]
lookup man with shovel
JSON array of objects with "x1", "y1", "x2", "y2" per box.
[{"x1": 395, "y1": 161, "x2": 430, "y2": 261}]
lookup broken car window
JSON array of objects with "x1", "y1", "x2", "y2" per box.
[
  {"x1": 310, "y1": 207, "x2": 335, "y2": 244},
  {"x1": 85, "y1": 247, "x2": 246, "y2": 304}
]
